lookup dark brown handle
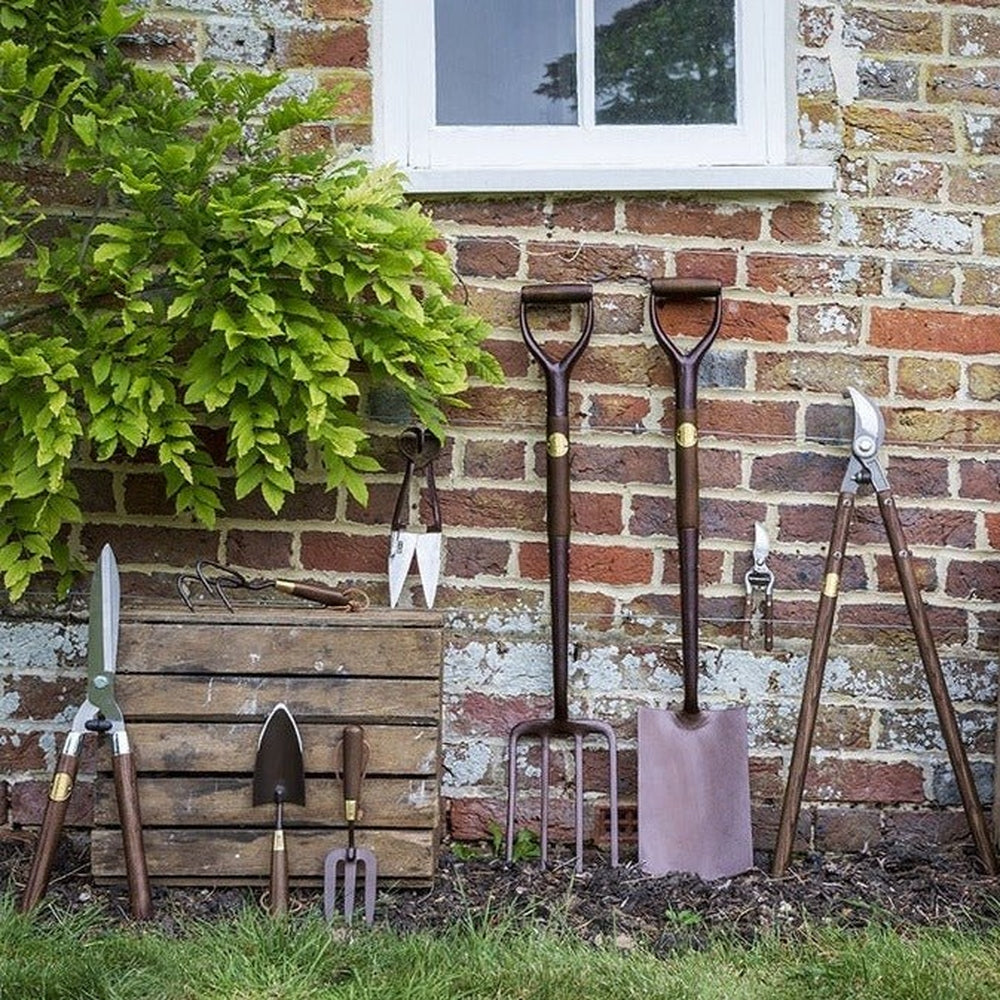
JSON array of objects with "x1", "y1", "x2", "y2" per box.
[
  {"x1": 20, "y1": 741, "x2": 81, "y2": 913},
  {"x1": 773, "y1": 490, "x2": 853, "y2": 875},
  {"x1": 877, "y1": 489, "x2": 997, "y2": 875},
  {"x1": 269, "y1": 799, "x2": 289, "y2": 916},
  {"x1": 520, "y1": 283, "x2": 593, "y2": 305},
  {"x1": 650, "y1": 277, "x2": 722, "y2": 300},
  {"x1": 112, "y1": 744, "x2": 153, "y2": 920},
  {"x1": 342, "y1": 725, "x2": 365, "y2": 818},
  {"x1": 274, "y1": 580, "x2": 351, "y2": 608}
]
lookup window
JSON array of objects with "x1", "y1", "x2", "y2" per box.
[{"x1": 375, "y1": 0, "x2": 834, "y2": 193}]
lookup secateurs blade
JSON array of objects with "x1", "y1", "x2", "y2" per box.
[
  {"x1": 741, "y1": 522, "x2": 775, "y2": 650},
  {"x1": 388, "y1": 426, "x2": 442, "y2": 609},
  {"x1": 20, "y1": 545, "x2": 152, "y2": 920}
]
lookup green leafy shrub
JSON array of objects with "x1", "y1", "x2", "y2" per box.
[{"x1": 0, "y1": 0, "x2": 501, "y2": 599}]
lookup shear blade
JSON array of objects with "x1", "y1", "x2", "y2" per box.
[
  {"x1": 414, "y1": 533, "x2": 441, "y2": 609},
  {"x1": 752, "y1": 522, "x2": 769, "y2": 568},
  {"x1": 388, "y1": 530, "x2": 418, "y2": 608}
]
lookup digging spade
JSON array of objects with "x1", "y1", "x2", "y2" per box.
[{"x1": 253, "y1": 703, "x2": 305, "y2": 915}]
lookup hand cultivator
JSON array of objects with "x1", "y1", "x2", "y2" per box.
[
  {"x1": 177, "y1": 560, "x2": 369, "y2": 612},
  {"x1": 772, "y1": 388, "x2": 998, "y2": 876},
  {"x1": 504, "y1": 283, "x2": 619, "y2": 873}
]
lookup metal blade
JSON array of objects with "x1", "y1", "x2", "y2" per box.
[
  {"x1": 414, "y1": 533, "x2": 441, "y2": 608},
  {"x1": 388, "y1": 530, "x2": 418, "y2": 608},
  {"x1": 87, "y1": 545, "x2": 121, "y2": 718},
  {"x1": 253, "y1": 703, "x2": 305, "y2": 807},
  {"x1": 752, "y1": 522, "x2": 769, "y2": 569},
  {"x1": 845, "y1": 386, "x2": 885, "y2": 458}
]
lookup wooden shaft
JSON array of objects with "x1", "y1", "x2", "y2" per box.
[
  {"x1": 111, "y1": 735, "x2": 153, "y2": 920},
  {"x1": 20, "y1": 736, "x2": 82, "y2": 912},
  {"x1": 269, "y1": 798, "x2": 289, "y2": 916},
  {"x1": 773, "y1": 491, "x2": 854, "y2": 875},
  {"x1": 877, "y1": 489, "x2": 998, "y2": 874},
  {"x1": 274, "y1": 580, "x2": 350, "y2": 607}
]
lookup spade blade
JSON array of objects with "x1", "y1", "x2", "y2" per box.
[{"x1": 253, "y1": 703, "x2": 305, "y2": 807}]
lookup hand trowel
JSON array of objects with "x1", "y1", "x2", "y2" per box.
[{"x1": 253, "y1": 703, "x2": 305, "y2": 915}]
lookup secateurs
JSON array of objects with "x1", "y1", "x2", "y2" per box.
[
  {"x1": 177, "y1": 560, "x2": 369, "y2": 612},
  {"x1": 772, "y1": 387, "x2": 997, "y2": 876},
  {"x1": 741, "y1": 522, "x2": 775, "y2": 651},
  {"x1": 388, "y1": 426, "x2": 443, "y2": 609},
  {"x1": 20, "y1": 545, "x2": 153, "y2": 920}
]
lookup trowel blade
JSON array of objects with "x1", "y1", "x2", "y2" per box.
[{"x1": 253, "y1": 703, "x2": 305, "y2": 807}]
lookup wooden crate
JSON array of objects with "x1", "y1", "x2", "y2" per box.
[{"x1": 91, "y1": 606, "x2": 443, "y2": 887}]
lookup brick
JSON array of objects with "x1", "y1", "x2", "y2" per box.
[
  {"x1": 520, "y1": 541, "x2": 653, "y2": 586},
  {"x1": 462, "y1": 439, "x2": 526, "y2": 480},
  {"x1": 661, "y1": 548, "x2": 726, "y2": 588},
  {"x1": 73, "y1": 469, "x2": 116, "y2": 515},
  {"x1": 928, "y1": 65, "x2": 1000, "y2": 107},
  {"x1": 674, "y1": 249, "x2": 739, "y2": 285},
  {"x1": 754, "y1": 350, "x2": 888, "y2": 394},
  {"x1": 797, "y1": 303, "x2": 862, "y2": 345},
  {"x1": 438, "y1": 487, "x2": 544, "y2": 533},
  {"x1": 965, "y1": 112, "x2": 1000, "y2": 156},
  {"x1": 749, "y1": 452, "x2": 846, "y2": 494},
  {"x1": 651, "y1": 297, "x2": 727, "y2": 341},
  {"x1": 426, "y1": 198, "x2": 545, "y2": 228},
  {"x1": 889, "y1": 402, "x2": 1000, "y2": 446},
  {"x1": 0, "y1": 730, "x2": 47, "y2": 772},
  {"x1": 306, "y1": 0, "x2": 370, "y2": 20},
  {"x1": 986, "y1": 213, "x2": 1000, "y2": 254},
  {"x1": 444, "y1": 536, "x2": 511, "y2": 579},
  {"x1": 873, "y1": 159, "x2": 945, "y2": 200},
  {"x1": 699, "y1": 399, "x2": 798, "y2": 440},
  {"x1": 526, "y1": 241, "x2": 665, "y2": 282},
  {"x1": 454, "y1": 237, "x2": 520, "y2": 278},
  {"x1": 225, "y1": 530, "x2": 293, "y2": 569},
  {"x1": 870, "y1": 307, "x2": 1000, "y2": 354},
  {"x1": 843, "y1": 105, "x2": 955, "y2": 153},
  {"x1": 770, "y1": 202, "x2": 832, "y2": 244},
  {"x1": 585, "y1": 393, "x2": 651, "y2": 430},
  {"x1": 79, "y1": 525, "x2": 217, "y2": 567},
  {"x1": 800, "y1": 4, "x2": 835, "y2": 47},
  {"x1": 874, "y1": 553, "x2": 937, "y2": 593},
  {"x1": 857, "y1": 58, "x2": 919, "y2": 101},
  {"x1": 700, "y1": 498, "x2": 768, "y2": 542},
  {"x1": 952, "y1": 13, "x2": 1000, "y2": 56},
  {"x1": 969, "y1": 363, "x2": 1000, "y2": 400},
  {"x1": 961, "y1": 264, "x2": 1000, "y2": 307},
  {"x1": 320, "y1": 72, "x2": 371, "y2": 121},
  {"x1": 851, "y1": 207, "x2": 973, "y2": 254},
  {"x1": 299, "y1": 530, "x2": 387, "y2": 574},
  {"x1": 890, "y1": 260, "x2": 955, "y2": 300},
  {"x1": 960, "y1": 459, "x2": 1000, "y2": 500},
  {"x1": 838, "y1": 599, "x2": 968, "y2": 646},
  {"x1": 204, "y1": 18, "x2": 272, "y2": 66},
  {"x1": 814, "y1": 808, "x2": 884, "y2": 852},
  {"x1": 119, "y1": 16, "x2": 198, "y2": 63},
  {"x1": 746, "y1": 253, "x2": 882, "y2": 296},
  {"x1": 798, "y1": 55, "x2": 835, "y2": 96},
  {"x1": 624, "y1": 200, "x2": 762, "y2": 240},
  {"x1": 884, "y1": 809, "x2": 970, "y2": 845},
  {"x1": 843, "y1": 8, "x2": 943, "y2": 53},
  {"x1": 549, "y1": 198, "x2": 616, "y2": 232},
  {"x1": 446, "y1": 387, "x2": 546, "y2": 429},
  {"x1": 949, "y1": 164, "x2": 1000, "y2": 205},
  {"x1": 593, "y1": 293, "x2": 646, "y2": 337},
  {"x1": 798, "y1": 98, "x2": 842, "y2": 151},
  {"x1": 11, "y1": 779, "x2": 93, "y2": 827},
  {"x1": 880, "y1": 708, "x2": 993, "y2": 756},
  {"x1": 895, "y1": 356, "x2": 960, "y2": 398},
  {"x1": 881, "y1": 455, "x2": 949, "y2": 498},
  {"x1": 628, "y1": 494, "x2": 675, "y2": 537},
  {"x1": 121, "y1": 473, "x2": 176, "y2": 517},
  {"x1": 946, "y1": 559, "x2": 1000, "y2": 601},
  {"x1": 274, "y1": 23, "x2": 368, "y2": 69},
  {"x1": 805, "y1": 758, "x2": 925, "y2": 804},
  {"x1": 723, "y1": 299, "x2": 791, "y2": 343},
  {"x1": 568, "y1": 443, "x2": 670, "y2": 486}
]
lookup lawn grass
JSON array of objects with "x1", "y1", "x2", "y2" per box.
[{"x1": 3, "y1": 891, "x2": 1000, "y2": 1000}]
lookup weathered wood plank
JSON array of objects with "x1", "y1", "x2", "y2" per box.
[
  {"x1": 91, "y1": 828, "x2": 435, "y2": 881},
  {"x1": 121, "y1": 606, "x2": 442, "y2": 629},
  {"x1": 115, "y1": 675, "x2": 440, "y2": 723},
  {"x1": 118, "y1": 722, "x2": 440, "y2": 775},
  {"x1": 118, "y1": 622, "x2": 442, "y2": 678},
  {"x1": 94, "y1": 776, "x2": 439, "y2": 828}
]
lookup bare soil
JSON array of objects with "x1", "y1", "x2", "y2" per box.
[{"x1": 3, "y1": 833, "x2": 999, "y2": 955}]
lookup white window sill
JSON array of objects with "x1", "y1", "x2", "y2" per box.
[{"x1": 397, "y1": 163, "x2": 837, "y2": 195}]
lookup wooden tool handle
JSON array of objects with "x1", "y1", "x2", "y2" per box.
[
  {"x1": 112, "y1": 742, "x2": 153, "y2": 920},
  {"x1": 342, "y1": 725, "x2": 365, "y2": 819},
  {"x1": 20, "y1": 740, "x2": 81, "y2": 913},
  {"x1": 274, "y1": 580, "x2": 351, "y2": 607},
  {"x1": 520, "y1": 283, "x2": 593, "y2": 305},
  {"x1": 650, "y1": 277, "x2": 722, "y2": 300},
  {"x1": 269, "y1": 799, "x2": 289, "y2": 916}
]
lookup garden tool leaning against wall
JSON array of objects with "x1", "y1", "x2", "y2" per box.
[
  {"x1": 638, "y1": 278, "x2": 753, "y2": 881},
  {"x1": 19, "y1": 545, "x2": 152, "y2": 919},
  {"x1": 505, "y1": 283, "x2": 619, "y2": 873},
  {"x1": 772, "y1": 387, "x2": 997, "y2": 876}
]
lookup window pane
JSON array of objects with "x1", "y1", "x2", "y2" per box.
[
  {"x1": 594, "y1": 0, "x2": 737, "y2": 125},
  {"x1": 435, "y1": 0, "x2": 577, "y2": 125}
]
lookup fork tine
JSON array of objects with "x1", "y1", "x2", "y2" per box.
[
  {"x1": 361, "y1": 854, "x2": 377, "y2": 925},
  {"x1": 342, "y1": 858, "x2": 357, "y2": 923}
]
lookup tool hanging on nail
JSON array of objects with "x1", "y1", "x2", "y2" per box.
[
  {"x1": 772, "y1": 387, "x2": 997, "y2": 877},
  {"x1": 388, "y1": 426, "x2": 443, "y2": 609},
  {"x1": 20, "y1": 545, "x2": 153, "y2": 920},
  {"x1": 177, "y1": 560, "x2": 369, "y2": 613},
  {"x1": 741, "y1": 522, "x2": 775, "y2": 651}
]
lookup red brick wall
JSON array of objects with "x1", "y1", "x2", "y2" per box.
[{"x1": 3, "y1": 1, "x2": 1000, "y2": 857}]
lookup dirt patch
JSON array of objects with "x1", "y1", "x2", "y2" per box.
[{"x1": 3, "y1": 833, "x2": 999, "y2": 954}]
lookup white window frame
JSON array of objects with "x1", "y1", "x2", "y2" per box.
[{"x1": 374, "y1": 0, "x2": 834, "y2": 193}]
